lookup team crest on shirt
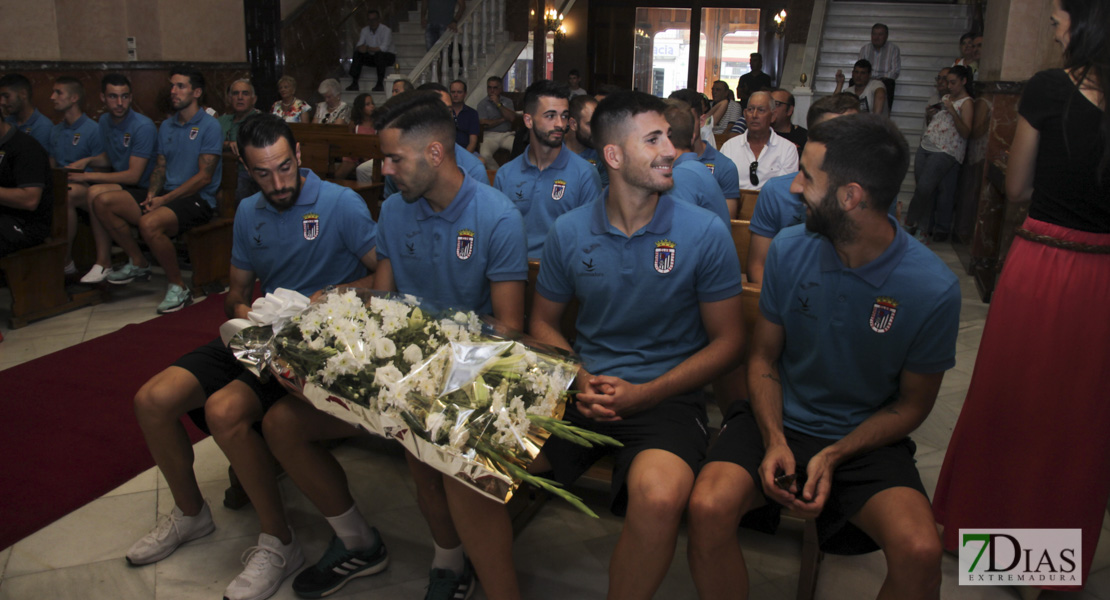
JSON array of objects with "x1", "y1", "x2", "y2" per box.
[
  {"x1": 72, "y1": 133, "x2": 81, "y2": 146},
  {"x1": 551, "y1": 179, "x2": 567, "y2": 201},
  {"x1": 654, "y1": 239, "x2": 676, "y2": 274},
  {"x1": 869, "y1": 296, "x2": 898, "y2": 333},
  {"x1": 705, "y1": 162, "x2": 715, "y2": 174},
  {"x1": 302, "y1": 213, "x2": 319, "y2": 240},
  {"x1": 189, "y1": 127, "x2": 199, "y2": 140},
  {"x1": 122, "y1": 133, "x2": 131, "y2": 147},
  {"x1": 456, "y1": 229, "x2": 475, "y2": 260}
]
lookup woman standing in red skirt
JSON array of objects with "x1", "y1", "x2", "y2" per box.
[{"x1": 932, "y1": 0, "x2": 1109, "y2": 593}]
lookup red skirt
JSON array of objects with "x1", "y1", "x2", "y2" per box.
[{"x1": 933, "y1": 217, "x2": 1110, "y2": 590}]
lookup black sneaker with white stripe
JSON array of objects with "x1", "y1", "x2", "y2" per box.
[
  {"x1": 425, "y1": 557, "x2": 476, "y2": 600},
  {"x1": 291, "y1": 531, "x2": 389, "y2": 598}
]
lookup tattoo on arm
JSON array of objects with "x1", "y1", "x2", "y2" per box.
[
  {"x1": 148, "y1": 155, "x2": 167, "y2": 196},
  {"x1": 199, "y1": 154, "x2": 219, "y2": 179},
  {"x1": 761, "y1": 372, "x2": 781, "y2": 384}
]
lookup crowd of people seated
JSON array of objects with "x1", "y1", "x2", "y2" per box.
[{"x1": 1, "y1": 3, "x2": 1105, "y2": 598}]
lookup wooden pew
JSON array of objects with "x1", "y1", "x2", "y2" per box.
[
  {"x1": 181, "y1": 153, "x2": 241, "y2": 296},
  {"x1": 289, "y1": 123, "x2": 386, "y2": 217},
  {"x1": 0, "y1": 168, "x2": 106, "y2": 328},
  {"x1": 739, "y1": 189, "x2": 759, "y2": 220},
  {"x1": 731, "y1": 219, "x2": 752, "y2": 277}
]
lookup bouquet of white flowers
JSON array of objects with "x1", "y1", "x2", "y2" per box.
[{"x1": 232, "y1": 288, "x2": 618, "y2": 516}]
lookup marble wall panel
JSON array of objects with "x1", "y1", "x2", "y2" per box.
[{"x1": 0, "y1": 3, "x2": 62, "y2": 60}]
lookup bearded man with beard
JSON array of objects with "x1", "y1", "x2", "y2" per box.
[
  {"x1": 687, "y1": 114, "x2": 961, "y2": 600},
  {"x1": 566, "y1": 93, "x2": 610, "y2": 188},
  {"x1": 126, "y1": 113, "x2": 378, "y2": 600},
  {"x1": 495, "y1": 79, "x2": 601, "y2": 258}
]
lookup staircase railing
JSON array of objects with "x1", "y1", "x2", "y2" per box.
[{"x1": 408, "y1": 0, "x2": 506, "y2": 85}]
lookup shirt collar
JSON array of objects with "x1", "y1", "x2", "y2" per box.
[
  {"x1": 818, "y1": 214, "x2": 907, "y2": 287},
  {"x1": 674, "y1": 151, "x2": 698, "y2": 168},
  {"x1": 255, "y1": 168, "x2": 320, "y2": 211},
  {"x1": 110, "y1": 110, "x2": 134, "y2": 130},
  {"x1": 520, "y1": 144, "x2": 570, "y2": 172},
  {"x1": 63, "y1": 114, "x2": 91, "y2": 131},
  {"x1": 416, "y1": 169, "x2": 476, "y2": 222},
  {"x1": 699, "y1": 143, "x2": 719, "y2": 162},
  {"x1": 172, "y1": 108, "x2": 206, "y2": 127},
  {"x1": 589, "y1": 188, "x2": 674, "y2": 236},
  {"x1": 739, "y1": 128, "x2": 783, "y2": 149}
]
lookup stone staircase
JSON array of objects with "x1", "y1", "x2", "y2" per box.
[{"x1": 811, "y1": 2, "x2": 974, "y2": 206}]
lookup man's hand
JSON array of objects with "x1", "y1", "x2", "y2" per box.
[
  {"x1": 227, "y1": 140, "x2": 240, "y2": 157},
  {"x1": 141, "y1": 193, "x2": 166, "y2": 213},
  {"x1": 356, "y1": 44, "x2": 369, "y2": 53},
  {"x1": 68, "y1": 172, "x2": 89, "y2": 183},
  {"x1": 447, "y1": 20, "x2": 458, "y2": 32},
  {"x1": 792, "y1": 448, "x2": 835, "y2": 518},
  {"x1": 575, "y1": 375, "x2": 649, "y2": 421},
  {"x1": 758, "y1": 442, "x2": 800, "y2": 506},
  {"x1": 835, "y1": 69, "x2": 845, "y2": 86}
]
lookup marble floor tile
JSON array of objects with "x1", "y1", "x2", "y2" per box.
[
  {"x1": 0, "y1": 546, "x2": 10, "y2": 579},
  {"x1": 0, "y1": 558, "x2": 156, "y2": 600},
  {"x1": 103, "y1": 466, "x2": 159, "y2": 499},
  {"x1": 6, "y1": 491, "x2": 157, "y2": 577},
  {"x1": 0, "y1": 332, "x2": 86, "y2": 367},
  {"x1": 154, "y1": 437, "x2": 230, "y2": 490}
]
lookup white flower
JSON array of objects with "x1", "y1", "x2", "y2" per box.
[
  {"x1": 374, "y1": 363, "x2": 403, "y2": 388},
  {"x1": 448, "y1": 424, "x2": 470, "y2": 449},
  {"x1": 402, "y1": 344, "x2": 423, "y2": 366},
  {"x1": 374, "y1": 337, "x2": 397, "y2": 359},
  {"x1": 426, "y1": 412, "x2": 447, "y2": 441}
]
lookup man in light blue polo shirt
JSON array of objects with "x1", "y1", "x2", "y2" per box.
[
  {"x1": 566, "y1": 94, "x2": 609, "y2": 189},
  {"x1": 0, "y1": 74, "x2": 53, "y2": 151},
  {"x1": 67, "y1": 74, "x2": 158, "y2": 284},
  {"x1": 263, "y1": 91, "x2": 526, "y2": 600},
  {"x1": 456, "y1": 91, "x2": 745, "y2": 599},
  {"x1": 127, "y1": 114, "x2": 377, "y2": 600},
  {"x1": 97, "y1": 66, "x2": 223, "y2": 314},
  {"x1": 48, "y1": 77, "x2": 102, "y2": 169},
  {"x1": 689, "y1": 114, "x2": 960, "y2": 600},
  {"x1": 747, "y1": 93, "x2": 867, "y2": 283},
  {"x1": 663, "y1": 99, "x2": 729, "y2": 224},
  {"x1": 495, "y1": 79, "x2": 601, "y2": 258},
  {"x1": 670, "y1": 88, "x2": 740, "y2": 217}
]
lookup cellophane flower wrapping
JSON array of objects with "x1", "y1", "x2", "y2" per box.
[{"x1": 243, "y1": 288, "x2": 596, "y2": 507}]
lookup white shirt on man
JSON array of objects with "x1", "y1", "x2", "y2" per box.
[
  {"x1": 357, "y1": 24, "x2": 394, "y2": 53},
  {"x1": 719, "y1": 128, "x2": 799, "y2": 192}
]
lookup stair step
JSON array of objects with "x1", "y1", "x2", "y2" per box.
[
  {"x1": 818, "y1": 52, "x2": 957, "y2": 70},
  {"x1": 825, "y1": 2, "x2": 975, "y2": 19},
  {"x1": 823, "y1": 14, "x2": 976, "y2": 32}
]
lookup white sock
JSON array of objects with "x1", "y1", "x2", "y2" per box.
[
  {"x1": 325, "y1": 504, "x2": 376, "y2": 551},
  {"x1": 431, "y1": 541, "x2": 465, "y2": 574}
]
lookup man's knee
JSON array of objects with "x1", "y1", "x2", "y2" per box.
[
  {"x1": 135, "y1": 369, "x2": 201, "y2": 420},
  {"x1": 205, "y1": 386, "x2": 261, "y2": 439},
  {"x1": 628, "y1": 472, "x2": 692, "y2": 522},
  {"x1": 886, "y1": 528, "x2": 943, "y2": 572},
  {"x1": 260, "y1": 399, "x2": 301, "y2": 448},
  {"x1": 138, "y1": 212, "x2": 168, "y2": 240}
]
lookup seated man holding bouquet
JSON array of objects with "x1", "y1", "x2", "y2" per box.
[
  {"x1": 128, "y1": 113, "x2": 378, "y2": 600},
  {"x1": 262, "y1": 90, "x2": 527, "y2": 600},
  {"x1": 439, "y1": 91, "x2": 746, "y2": 600}
]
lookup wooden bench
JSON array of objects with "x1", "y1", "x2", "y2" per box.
[
  {"x1": 731, "y1": 219, "x2": 752, "y2": 277},
  {"x1": 739, "y1": 189, "x2": 759, "y2": 220},
  {"x1": 180, "y1": 152, "x2": 241, "y2": 297},
  {"x1": 0, "y1": 168, "x2": 107, "y2": 328},
  {"x1": 290, "y1": 123, "x2": 386, "y2": 217}
]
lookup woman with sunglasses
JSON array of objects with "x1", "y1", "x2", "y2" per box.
[
  {"x1": 903, "y1": 65, "x2": 974, "y2": 244},
  {"x1": 933, "y1": 0, "x2": 1109, "y2": 594}
]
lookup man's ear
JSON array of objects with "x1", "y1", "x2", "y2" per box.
[
  {"x1": 425, "y1": 139, "x2": 446, "y2": 167},
  {"x1": 568, "y1": 116, "x2": 579, "y2": 133},
  {"x1": 522, "y1": 113, "x2": 534, "y2": 130},
  {"x1": 602, "y1": 143, "x2": 622, "y2": 171},
  {"x1": 840, "y1": 182, "x2": 869, "y2": 211},
  {"x1": 294, "y1": 142, "x2": 302, "y2": 167}
]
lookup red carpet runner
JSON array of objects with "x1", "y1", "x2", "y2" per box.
[{"x1": 0, "y1": 294, "x2": 230, "y2": 550}]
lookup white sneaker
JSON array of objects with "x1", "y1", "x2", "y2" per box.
[
  {"x1": 64, "y1": 261, "x2": 77, "y2": 276},
  {"x1": 79, "y1": 264, "x2": 109, "y2": 284},
  {"x1": 126, "y1": 504, "x2": 215, "y2": 566},
  {"x1": 224, "y1": 532, "x2": 305, "y2": 600}
]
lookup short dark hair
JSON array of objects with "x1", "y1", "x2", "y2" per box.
[
  {"x1": 101, "y1": 73, "x2": 132, "y2": 93},
  {"x1": 710, "y1": 80, "x2": 735, "y2": 101},
  {"x1": 523, "y1": 79, "x2": 570, "y2": 114},
  {"x1": 487, "y1": 75, "x2": 503, "y2": 86},
  {"x1": 959, "y1": 32, "x2": 975, "y2": 44},
  {"x1": 568, "y1": 69, "x2": 581, "y2": 77},
  {"x1": 373, "y1": 90, "x2": 456, "y2": 149},
  {"x1": 238, "y1": 114, "x2": 297, "y2": 162},
  {"x1": 807, "y1": 114, "x2": 908, "y2": 212},
  {"x1": 750, "y1": 52, "x2": 763, "y2": 60},
  {"x1": 394, "y1": 79, "x2": 415, "y2": 93},
  {"x1": 55, "y1": 76, "x2": 85, "y2": 103},
  {"x1": 663, "y1": 99, "x2": 695, "y2": 151},
  {"x1": 417, "y1": 81, "x2": 449, "y2": 94},
  {"x1": 771, "y1": 87, "x2": 794, "y2": 106},
  {"x1": 367, "y1": 8, "x2": 380, "y2": 17},
  {"x1": 668, "y1": 89, "x2": 703, "y2": 117},
  {"x1": 450, "y1": 79, "x2": 467, "y2": 93},
  {"x1": 595, "y1": 83, "x2": 622, "y2": 98},
  {"x1": 0, "y1": 74, "x2": 32, "y2": 96},
  {"x1": 853, "y1": 59, "x2": 873, "y2": 74},
  {"x1": 872, "y1": 23, "x2": 889, "y2": 34},
  {"x1": 169, "y1": 66, "x2": 205, "y2": 92},
  {"x1": 569, "y1": 94, "x2": 597, "y2": 122},
  {"x1": 593, "y1": 90, "x2": 666, "y2": 149},
  {"x1": 806, "y1": 93, "x2": 860, "y2": 129}
]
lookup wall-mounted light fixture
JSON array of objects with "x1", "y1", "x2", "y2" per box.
[
  {"x1": 545, "y1": 9, "x2": 567, "y2": 41},
  {"x1": 772, "y1": 9, "x2": 787, "y2": 37}
]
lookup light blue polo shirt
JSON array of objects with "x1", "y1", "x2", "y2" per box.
[
  {"x1": 6, "y1": 109, "x2": 53, "y2": 151},
  {"x1": 576, "y1": 146, "x2": 609, "y2": 188},
  {"x1": 157, "y1": 108, "x2": 223, "y2": 207},
  {"x1": 495, "y1": 144, "x2": 601, "y2": 258},
  {"x1": 537, "y1": 194, "x2": 742, "y2": 384},
  {"x1": 760, "y1": 216, "x2": 961, "y2": 439},
  {"x1": 667, "y1": 152, "x2": 729, "y2": 224},
  {"x1": 383, "y1": 144, "x2": 486, "y2": 198},
  {"x1": 751, "y1": 173, "x2": 900, "y2": 239},
  {"x1": 377, "y1": 172, "x2": 527, "y2": 315},
  {"x1": 231, "y1": 169, "x2": 377, "y2": 296},
  {"x1": 697, "y1": 143, "x2": 740, "y2": 201},
  {"x1": 100, "y1": 109, "x2": 157, "y2": 188},
  {"x1": 49, "y1": 114, "x2": 103, "y2": 168}
]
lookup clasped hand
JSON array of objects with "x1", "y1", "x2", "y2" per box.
[
  {"x1": 573, "y1": 372, "x2": 647, "y2": 422},
  {"x1": 758, "y1": 443, "x2": 835, "y2": 519}
]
